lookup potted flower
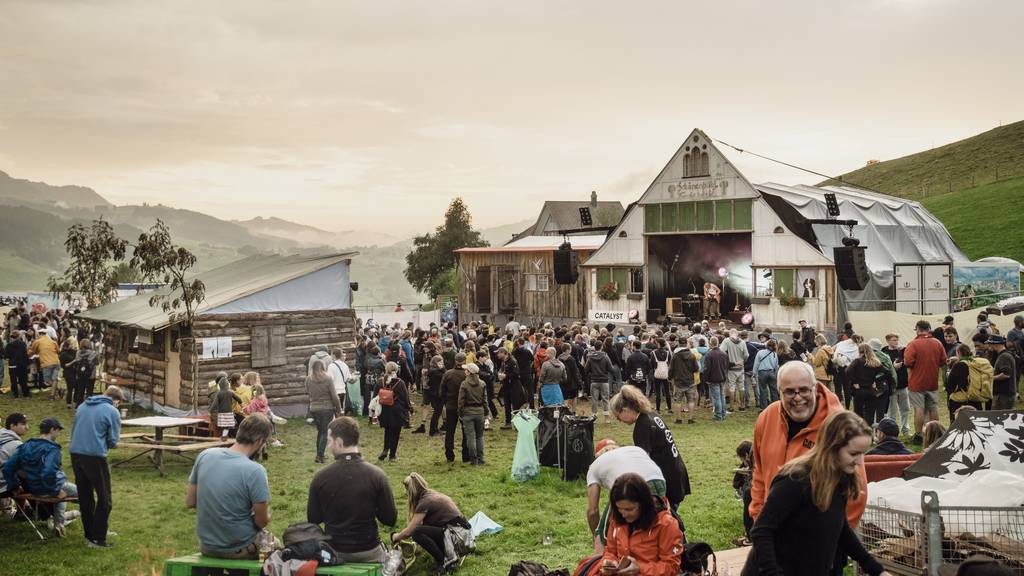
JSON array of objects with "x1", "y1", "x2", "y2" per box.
[
  {"x1": 778, "y1": 294, "x2": 806, "y2": 308},
  {"x1": 597, "y1": 281, "x2": 620, "y2": 301}
]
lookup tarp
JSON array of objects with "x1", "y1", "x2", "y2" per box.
[
  {"x1": 848, "y1": 306, "x2": 1018, "y2": 344},
  {"x1": 205, "y1": 261, "x2": 351, "y2": 314}
]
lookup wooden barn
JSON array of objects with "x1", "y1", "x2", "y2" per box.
[{"x1": 78, "y1": 253, "x2": 358, "y2": 415}]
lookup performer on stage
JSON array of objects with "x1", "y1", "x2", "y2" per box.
[{"x1": 703, "y1": 282, "x2": 721, "y2": 320}]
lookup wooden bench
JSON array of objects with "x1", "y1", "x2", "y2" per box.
[
  {"x1": 11, "y1": 492, "x2": 79, "y2": 540},
  {"x1": 162, "y1": 553, "x2": 382, "y2": 576}
]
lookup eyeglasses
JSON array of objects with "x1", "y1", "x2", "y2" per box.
[{"x1": 780, "y1": 387, "x2": 814, "y2": 399}]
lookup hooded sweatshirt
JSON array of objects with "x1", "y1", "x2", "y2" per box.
[
  {"x1": 0, "y1": 428, "x2": 24, "y2": 493},
  {"x1": 539, "y1": 356, "x2": 566, "y2": 386},
  {"x1": 308, "y1": 350, "x2": 334, "y2": 376},
  {"x1": 584, "y1": 349, "x2": 613, "y2": 384},
  {"x1": 720, "y1": 336, "x2": 749, "y2": 369},
  {"x1": 458, "y1": 374, "x2": 486, "y2": 416},
  {"x1": 3, "y1": 437, "x2": 66, "y2": 495},
  {"x1": 70, "y1": 395, "x2": 121, "y2": 458}
]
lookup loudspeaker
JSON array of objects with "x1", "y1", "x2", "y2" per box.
[
  {"x1": 833, "y1": 246, "x2": 870, "y2": 290},
  {"x1": 646, "y1": 308, "x2": 661, "y2": 323},
  {"x1": 553, "y1": 245, "x2": 579, "y2": 284}
]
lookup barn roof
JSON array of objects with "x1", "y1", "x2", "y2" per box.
[
  {"x1": 456, "y1": 234, "x2": 607, "y2": 253},
  {"x1": 513, "y1": 200, "x2": 625, "y2": 240},
  {"x1": 78, "y1": 252, "x2": 357, "y2": 332}
]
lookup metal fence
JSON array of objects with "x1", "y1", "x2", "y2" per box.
[{"x1": 857, "y1": 492, "x2": 1024, "y2": 575}]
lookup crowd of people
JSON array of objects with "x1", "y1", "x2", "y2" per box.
[{"x1": 2, "y1": 300, "x2": 1021, "y2": 574}]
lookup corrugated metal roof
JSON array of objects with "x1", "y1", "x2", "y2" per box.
[
  {"x1": 456, "y1": 234, "x2": 606, "y2": 253},
  {"x1": 78, "y1": 252, "x2": 357, "y2": 331}
]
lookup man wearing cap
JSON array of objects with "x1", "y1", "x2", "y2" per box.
[
  {"x1": 986, "y1": 336, "x2": 1018, "y2": 410},
  {"x1": 70, "y1": 385, "x2": 123, "y2": 548},
  {"x1": 3, "y1": 417, "x2": 80, "y2": 536},
  {"x1": 867, "y1": 418, "x2": 912, "y2": 456},
  {"x1": 585, "y1": 439, "x2": 665, "y2": 553}
]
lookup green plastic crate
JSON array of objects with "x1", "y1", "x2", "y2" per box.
[{"x1": 162, "y1": 553, "x2": 381, "y2": 576}]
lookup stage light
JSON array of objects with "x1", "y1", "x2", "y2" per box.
[
  {"x1": 718, "y1": 267, "x2": 728, "y2": 278},
  {"x1": 579, "y1": 207, "x2": 593, "y2": 226},
  {"x1": 825, "y1": 193, "x2": 841, "y2": 217},
  {"x1": 741, "y1": 312, "x2": 754, "y2": 326}
]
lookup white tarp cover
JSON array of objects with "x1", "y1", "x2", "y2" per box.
[
  {"x1": 205, "y1": 261, "x2": 351, "y2": 314},
  {"x1": 756, "y1": 183, "x2": 969, "y2": 311}
]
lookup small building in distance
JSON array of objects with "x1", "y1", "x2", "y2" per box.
[{"x1": 79, "y1": 253, "x2": 358, "y2": 414}]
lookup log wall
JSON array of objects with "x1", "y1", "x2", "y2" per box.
[{"x1": 101, "y1": 326, "x2": 169, "y2": 404}]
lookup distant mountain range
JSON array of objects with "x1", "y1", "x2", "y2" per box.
[{"x1": 0, "y1": 169, "x2": 529, "y2": 305}]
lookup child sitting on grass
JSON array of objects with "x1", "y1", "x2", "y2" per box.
[{"x1": 732, "y1": 439, "x2": 753, "y2": 546}]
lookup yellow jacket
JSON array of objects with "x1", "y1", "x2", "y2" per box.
[{"x1": 29, "y1": 335, "x2": 60, "y2": 368}]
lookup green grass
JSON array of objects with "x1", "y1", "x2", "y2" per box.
[
  {"x1": 821, "y1": 120, "x2": 1024, "y2": 199},
  {"x1": 0, "y1": 250, "x2": 55, "y2": 291},
  {"x1": 922, "y1": 176, "x2": 1024, "y2": 264},
  {"x1": 0, "y1": 390, "x2": 754, "y2": 576}
]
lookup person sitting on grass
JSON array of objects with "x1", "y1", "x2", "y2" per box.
[
  {"x1": 390, "y1": 472, "x2": 471, "y2": 574},
  {"x1": 2, "y1": 417, "x2": 80, "y2": 537},
  {"x1": 585, "y1": 439, "x2": 665, "y2": 554},
  {"x1": 186, "y1": 414, "x2": 273, "y2": 560},
  {"x1": 866, "y1": 418, "x2": 911, "y2": 456},
  {"x1": 307, "y1": 416, "x2": 396, "y2": 564}
]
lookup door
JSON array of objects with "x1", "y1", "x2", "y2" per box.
[
  {"x1": 894, "y1": 264, "x2": 922, "y2": 314},
  {"x1": 922, "y1": 263, "x2": 952, "y2": 315},
  {"x1": 475, "y1": 267, "x2": 492, "y2": 312},
  {"x1": 165, "y1": 329, "x2": 181, "y2": 409}
]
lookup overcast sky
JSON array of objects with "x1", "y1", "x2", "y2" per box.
[{"x1": 2, "y1": 0, "x2": 1022, "y2": 234}]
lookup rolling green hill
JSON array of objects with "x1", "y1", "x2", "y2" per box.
[
  {"x1": 822, "y1": 120, "x2": 1024, "y2": 199},
  {"x1": 921, "y1": 176, "x2": 1024, "y2": 264}
]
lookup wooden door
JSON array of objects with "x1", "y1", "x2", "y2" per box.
[
  {"x1": 476, "y1": 268, "x2": 492, "y2": 312},
  {"x1": 165, "y1": 331, "x2": 181, "y2": 408}
]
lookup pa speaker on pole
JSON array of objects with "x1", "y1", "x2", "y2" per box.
[
  {"x1": 833, "y1": 245, "x2": 870, "y2": 290},
  {"x1": 554, "y1": 242, "x2": 579, "y2": 284}
]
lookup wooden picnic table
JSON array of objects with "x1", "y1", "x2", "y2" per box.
[{"x1": 114, "y1": 416, "x2": 234, "y2": 476}]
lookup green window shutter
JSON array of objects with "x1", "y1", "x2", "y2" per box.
[
  {"x1": 696, "y1": 201, "x2": 714, "y2": 230},
  {"x1": 734, "y1": 198, "x2": 753, "y2": 230},
  {"x1": 678, "y1": 202, "x2": 695, "y2": 231},
  {"x1": 612, "y1": 268, "x2": 628, "y2": 292},
  {"x1": 715, "y1": 200, "x2": 734, "y2": 231},
  {"x1": 774, "y1": 269, "x2": 795, "y2": 297},
  {"x1": 597, "y1": 268, "x2": 611, "y2": 288},
  {"x1": 661, "y1": 203, "x2": 678, "y2": 232},
  {"x1": 645, "y1": 204, "x2": 661, "y2": 233}
]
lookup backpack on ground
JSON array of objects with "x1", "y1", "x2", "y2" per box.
[
  {"x1": 951, "y1": 357, "x2": 994, "y2": 404},
  {"x1": 510, "y1": 560, "x2": 569, "y2": 576},
  {"x1": 654, "y1": 350, "x2": 670, "y2": 380}
]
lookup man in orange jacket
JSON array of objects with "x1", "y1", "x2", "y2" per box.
[{"x1": 749, "y1": 361, "x2": 867, "y2": 573}]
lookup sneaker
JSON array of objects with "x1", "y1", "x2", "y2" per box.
[
  {"x1": 688, "y1": 418, "x2": 695, "y2": 425},
  {"x1": 484, "y1": 418, "x2": 491, "y2": 430},
  {"x1": 500, "y1": 424, "x2": 513, "y2": 430},
  {"x1": 52, "y1": 523, "x2": 66, "y2": 538},
  {"x1": 411, "y1": 424, "x2": 426, "y2": 434},
  {"x1": 64, "y1": 511, "x2": 81, "y2": 522},
  {"x1": 270, "y1": 439, "x2": 285, "y2": 447},
  {"x1": 87, "y1": 539, "x2": 114, "y2": 548},
  {"x1": 911, "y1": 433, "x2": 923, "y2": 445}
]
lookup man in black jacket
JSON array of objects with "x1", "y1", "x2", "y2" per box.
[
  {"x1": 512, "y1": 340, "x2": 535, "y2": 409},
  {"x1": 5, "y1": 331, "x2": 30, "y2": 398},
  {"x1": 625, "y1": 341, "x2": 651, "y2": 395},
  {"x1": 439, "y1": 354, "x2": 467, "y2": 463},
  {"x1": 704, "y1": 337, "x2": 730, "y2": 421},
  {"x1": 866, "y1": 418, "x2": 911, "y2": 455},
  {"x1": 669, "y1": 341, "x2": 700, "y2": 424}
]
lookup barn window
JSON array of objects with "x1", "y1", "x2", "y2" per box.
[
  {"x1": 525, "y1": 274, "x2": 550, "y2": 292},
  {"x1": 773, "y1": 226, "x2": 785, "y2": 234},
  {"x1": 251, "y1": 325, "x2": 287, "y2": 368},
  {"x1": 629, "y1": 268, "x2": 644, "y2": 294},
  {"x1": 683, "y1": 150, "x2": 710, "y2": 178}
]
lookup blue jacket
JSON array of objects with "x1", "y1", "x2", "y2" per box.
[
  {"x1": 3, "y1": 438, "x2": 67, "y2": 495},
  {"x1": 400, "y1": 338, "x2": 416, "y2": 376},
  {"x1": 70, "y1": 395, "x2": 121, "y2": 458},
  {"x1": 744, "y1": 341, "x2": 764, "y2": 372}
]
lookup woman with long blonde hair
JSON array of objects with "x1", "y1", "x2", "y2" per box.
[
  {"x1": 846, "y1": 343, "x2": 891, "y2": 424},
  {"x1": 390, "y1": 472, "x2": 469, "y2": 572},
  {"x1": 743, "y1": 411, "x2": 892, "y2": 576}
]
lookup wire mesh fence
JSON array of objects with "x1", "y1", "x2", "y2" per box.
[{"x1": 857, "y1": 492, "x2": 1024, "y2": 575}]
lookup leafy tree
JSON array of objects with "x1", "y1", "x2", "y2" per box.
[
  {"x1": 47, "y1": 219, "x2": 129, "y2": 308},
  {"x1": 405, "y1": 198, "x2": 488, "y2": 299}
]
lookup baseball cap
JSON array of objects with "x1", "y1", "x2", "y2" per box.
[
  {"x1": 985, "y1": 335, "x2": 1007, "y2": 345},
  {"x1": 938, "y1": 555, "x2": 1014, "y2": 576},
  {"x1": 594, "y1": 438, "x2": 617, "y2": 456},
  {"x1": 868, "y1": 338, "x2": 883, "y2": 352},
  {"x1": 39, "y1": 417, "x2": 64, "y2": 433},
  {"x1": 874, "y1": 417, "x2": 899, "y2": 438}
]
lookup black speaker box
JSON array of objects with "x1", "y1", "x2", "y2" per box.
[
  {"x1": 833, "y1": 246, "x2": 870, "y2": 290},
  {"x1": 553, "y1": 247, "x2": 579, "y2": 284}
]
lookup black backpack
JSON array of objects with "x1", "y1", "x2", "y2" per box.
[
  {"x1": 75, "y1": 356, "x2": 95, "y2": 380},
  {"x1": 508, "y1": 560, "x2": 569, "y2": 576},
  {"x1": 679, "y1": 541, "x2": 717, "y2": 575}
]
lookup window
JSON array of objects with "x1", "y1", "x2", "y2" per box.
[
  {"x1": 683, "y1": 148, "x2": 710, "y2": 177},
  {"x1": 714, "y1": 200, "x2": 734, "y2": 230},
  {"x1": 251, "y1": 325, "x2": 287, "y2": 368},
  {"x1": 525, "y1": 274, "x2": 550, "y2": 292},
  {"x1": 754, "y1": 268, "x2": 773, "y2": 297},
  {"x1": 644, "y1": 204, "x2": 661, "y2": 233},
  {"x1": 629, "y1": 268, "x2": 644, "y2": 294},
  {"x1": 594, "y1": 267, "x2": 632, "y2": 293},
  {"x1": 773, "y1": 269, "x2": 796, "y2": 297}
]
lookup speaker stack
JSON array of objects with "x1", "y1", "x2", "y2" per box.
[
  {"x1": 833, "y1": 246, "x2": 870, "y2": 290},
  {"x1": 554, "y1": 242, "x2": 579, "y2": 285}
]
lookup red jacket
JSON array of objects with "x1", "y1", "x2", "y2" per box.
[
  {"x1": 904, "y1": 333, "x2": 947, "y2": 392},
  {"x1": 748, "y1": 382, "x2": 867, "y2": 528},
  {"x1": 601, "y1": 509, "x2": 683, "y2": 576}
]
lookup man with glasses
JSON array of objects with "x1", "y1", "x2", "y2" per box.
[{"x1": 748, "y1": 361, "x2": 867, "y2": 575}]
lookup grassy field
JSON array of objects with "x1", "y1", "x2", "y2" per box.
[
  {"x1": 0, "y1": 389, "x2": 756, "y2": 576},
  {"x1": 921, "y1": 176, "x2": 1024, "y2": 264}
]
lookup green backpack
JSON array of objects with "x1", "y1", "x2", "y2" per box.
[{"x1": 951, "y1": 357, "x2": 993, "y2": 403}]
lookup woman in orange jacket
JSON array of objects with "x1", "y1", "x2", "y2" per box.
[{"x1": 598, "y1": 473, "x2": 683, "y2": 576}]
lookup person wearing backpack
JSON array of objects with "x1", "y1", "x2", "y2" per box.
[
  {"x1": 720, "y1": 330, "x2": 749, "y2": 412},
  {"x1": 363, "y1": 344, "x2": 386, "y2": 419},
  {"x1": 650, "y1": 340, "x2": 673, "y2": 415},
  {"x1": 376, "y1": 362, "x2": 410, "y2": 462},
  {"x1": 946, "y1": 344, "x2": 989, "y2": 416},
  {"x1": 71, "y1": 338, "x2": 99, "y2": 408},
  {"x1": 58, "y1": 335, "x2": 78, "y2": 409},
  {"x1": 752, "y1": 340, "x2": 779, "y2": 410}
]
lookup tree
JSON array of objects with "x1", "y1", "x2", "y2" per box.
[
  {"x1": 404, "y1": 198, "x2": 488, "y2": 299},
  {"x1": 130, "y1": 220, "x2": 206, "y2": 410},
  {"x1": 47, "y1": 219, "x2": 129, "y2": 308}
]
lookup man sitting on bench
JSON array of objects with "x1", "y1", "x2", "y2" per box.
[
  {"x1": 186, "y1": 414, "x2": 272, "y2": 559},
  {"x1": 0, "y1": 413, "x2": 29, "y2": 515},
  {"x1": 2, "y1": 417, "x2": 80, "y2": 537}
]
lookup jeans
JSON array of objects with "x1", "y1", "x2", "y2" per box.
[
  {"x1": 756, "y1": 374, "x2": 776, "y2": 409},
  {"x1": 744, "y1": 371, "x2": 757, "y2": 408},
  {"x1": 443, "y1": 409, "x2": 459, "y2": 462},
  {"x1": 709, "y1": 382, "x2": 726, "y2": 420},
  {"x1": 610, "y1": 365, "x2": 623, "y2": 395},
  {"x1": 591, "y1": 381, "x2": 611, "y2": 415},
  {"x1": 461, "y1": 414, "x2": 485, "y2": 463},
  {"x1": 71, "y1": 454, "x2": 112, "y2": 543},
  {"x1": 311, "y1": 409, "x2": 334, "y2": 460},
  {"x1": 652, "y1": 379, "x2": 671, "y2": 412},
  {"x1": 54, "y1": 481, "x2": 78, "y2": 525}
]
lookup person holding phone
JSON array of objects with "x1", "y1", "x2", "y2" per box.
[{"x1": 597, "y1": 473, "x2": 682, "y2": 576}]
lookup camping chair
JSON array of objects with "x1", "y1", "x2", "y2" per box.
[{"x1": 11, "y1": 493, "x2": 78, "y2": 541}]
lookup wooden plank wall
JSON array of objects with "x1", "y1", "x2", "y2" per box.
[
  {"x1": 179, "y1": 309, "x2": 357, "y2": 408},
  {"x1": 101, "y1": 326, "x2": 169, "y2": 403},
  {"x1": 457, "y1": 250, "x2": 593, "y2": 325}
]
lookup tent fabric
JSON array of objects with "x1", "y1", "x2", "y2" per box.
[
  {"x1": 78, "y1": 252, "x2": 356, "y2": 331},
  {"x1": 847, "y1": 306, "x2": 1018, "y2": 344},
  {"x1": 205, "y1": 261, "x2": 350, "y2": 314},
  {"x1": 903, "y1": 410, "x2": 1024, "y2": 481},
  {"x1": 756, "y1": 183, "x2": 969, "y2": 311}
]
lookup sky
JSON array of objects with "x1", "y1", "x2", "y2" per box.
[{"x1": 2, "y1": 0, "x2": 1022, "y2": 234}]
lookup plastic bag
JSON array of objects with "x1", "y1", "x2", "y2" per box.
[{"x1": 381, "y1": 547, "x2": 406, "y2": 576}]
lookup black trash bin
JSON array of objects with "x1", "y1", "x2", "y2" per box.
[
  {"x1": 536, "y1": 404, "x2": 572, "y2": 468},
  {"x1": 560, "y1": 415, "x2": 596, "y2": 481}
]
